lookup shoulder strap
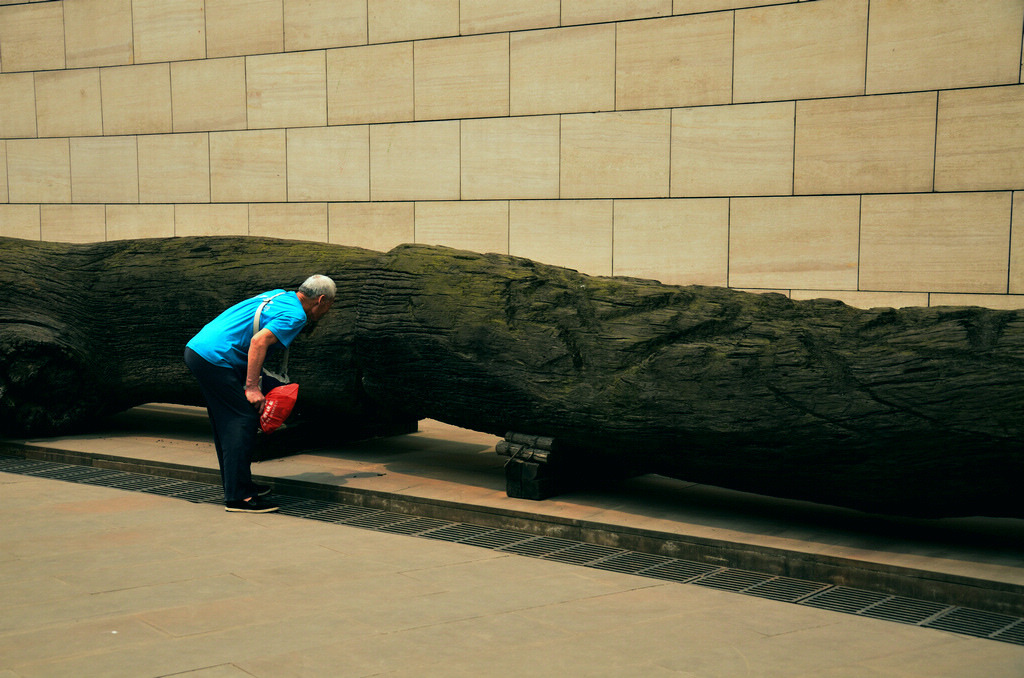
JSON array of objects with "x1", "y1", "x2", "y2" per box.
[
  {"x1": 253, "y1": 292, "x2": 290, "y2": 383},
  {"x1": 252, "y1": 291, "x2": 288, "y2": 335}
]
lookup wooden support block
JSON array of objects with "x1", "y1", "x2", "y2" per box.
[{"x1": 504, "y1": 458, "x2": 563, "y2": 500}]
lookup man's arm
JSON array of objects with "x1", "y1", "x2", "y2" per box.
[{"x1": 244, "y1": 328, "x2": 279, "y2": 410}]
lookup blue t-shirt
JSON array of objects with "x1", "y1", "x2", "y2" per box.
[{"x1": 187, "y1": 290, "x2": 307, "y2": 370}]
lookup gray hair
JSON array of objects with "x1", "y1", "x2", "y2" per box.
[{"x1": 298, "y1": 274, "x2": 336, "y2": 300}]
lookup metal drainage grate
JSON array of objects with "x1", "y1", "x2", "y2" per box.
[
  {"x1": 802, "y1": 586, "x2": 891, "y2": 614},
  {"x1": 378, "y1": 517, "x2": 452, "y2": 536},
  {"x1": 590, "y1": 551, "x2": 673, "y2": 575},
  {"x1": 0, "y1": 457, "x2": 66, "y2": 474},
  {"x1": 307, "y1": 504, "x2": 381, "y2": 523},
  {"x1": 420, "y1": 522, "x2": 495, "y2": 543},
  {"x1": 925, "y1": 608, "x2": 1022, "y2": 639},
  {"x1": 27, "y1": 465, "x2": 112, "y2": 481},
  {"x1": 694, "y1": 568, "x2": 774, "y2": 593},
  {"x1": 275, "y1": 496, "x2": 336, "y2": 517},
  {"x1": 2, "y1": 453, "x2": 1023, "y2": 647},
  {"x1": 101, "y1": 474, "x2": 186, "y2": 492},
  {"x1": 994, "y1": 620, "x2": 1024, "y2": 645},
  {"x1": 61, "y1": 468, "x2": 128, "y2": 484},
  {"x1": 745, "y1": 577, "x2": 830, "y2": 603},
  {"x1": 860, "y1": 596, "x2": 950, "y2": 625},
  {"x1": 124, "y1": 480, "x2": 197, "y2": 496},
  {"x1": 500, "y1": 536, "x2": 579, "y2": 558},
  {"x1": 460, "y1": 529, "x2": 535, "y2": 550},
  {"x1": 543, "y1": 543, "x2": 625, "y2": 566},
  {"x1": 345, "y1": 512, "x2": 420, "y2": 530},
  {"x1": 641, "y1": 559, "x2": 722, "y2": 584}
]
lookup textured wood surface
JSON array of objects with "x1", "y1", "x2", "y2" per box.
[
  {"x1": 2, "y1": 236, "x2": 1022, "y2": 517},
  {"x1": 0, "y1": 235, "x2": 397, "y2": 438},
  {"x1": 358, "y1": 244, "x2": 1024, "y2": 517}
]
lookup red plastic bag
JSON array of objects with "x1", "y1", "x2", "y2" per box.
[{"x1": 260, "y1": 383, "x2": 298, "y2": 433}]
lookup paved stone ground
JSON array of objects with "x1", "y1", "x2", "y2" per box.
[{"x1": 3, "y1": 470, "x2": 1023, "y2": 678}]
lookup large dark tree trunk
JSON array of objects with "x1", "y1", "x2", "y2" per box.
[
  {"x1": 356, "y1": 245, "x2": 1024, "y2": 518},
  {"x1": 0, "y1": 236, "x2": 405, "y2": 439},
  {"x1": 2, "y1": 236, "x2": 1023, "y2": 517}
]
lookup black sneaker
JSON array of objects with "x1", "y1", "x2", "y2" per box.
[
  {"x1": 253, "y1": 483, "x2": 272, "y2": 497},
  {"x1": 225, "y1": 497, "x2": 279, "y2": 513}
]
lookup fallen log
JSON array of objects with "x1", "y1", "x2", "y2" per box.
[
  {"x1": 1, "y1": 236, "x2": 1022, "y2": 517},
  {"x1": 356, "y1": 245, "x2": 1024, "y2": 517},
  {"x1": 0, "y1": 235, "x2": 410, "y2": 440}
]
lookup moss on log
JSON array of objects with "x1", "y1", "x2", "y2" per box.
[{"x1": 2, "y1": 236, "x2": 1023, "y2": 517}]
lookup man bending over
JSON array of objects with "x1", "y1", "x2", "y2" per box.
[{"x1": 184, "y1": 275, "x2": 336, "y2": 513}]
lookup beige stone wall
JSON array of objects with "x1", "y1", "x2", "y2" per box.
[{"x1": 1, "y1": 0, "x2": 1023, "y2": 309}]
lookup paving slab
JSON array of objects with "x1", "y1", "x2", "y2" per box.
[{"x1": 3, "y1": 468, "x2": 1023, "y2": 676}]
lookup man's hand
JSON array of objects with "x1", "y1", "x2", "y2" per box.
[{"x1": 245, "y1": 385, "x2": 266, "y2": 412}]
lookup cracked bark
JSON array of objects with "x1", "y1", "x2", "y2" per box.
[
  {"x1": 358, "y1": 245, "x2": 1024, "y2": 518},
  {"x1": 2, "y1": 236, "x2": 1022, "y2": 517}
]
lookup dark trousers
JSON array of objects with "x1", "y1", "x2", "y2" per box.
[{"x1": 184, "y1": 347, "x2": 260, "y2": 502}]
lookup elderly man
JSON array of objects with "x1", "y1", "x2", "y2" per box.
[{"x1": 184, "y1": 275, "x2": 335, "y2": 513}]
